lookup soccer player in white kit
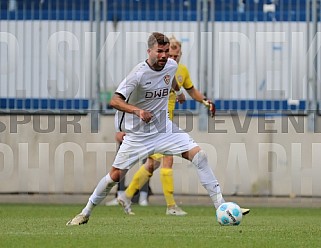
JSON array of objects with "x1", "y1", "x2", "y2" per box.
[{"x1": 66, "y1": 32, "x2": 249, "y2": 225}]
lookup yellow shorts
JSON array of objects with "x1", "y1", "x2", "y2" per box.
[{"x1": 149, "y1": 153, "x2": 164, "y2": 161}]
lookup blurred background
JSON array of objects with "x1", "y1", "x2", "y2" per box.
[{"x1": 0, "y1": 0, "x2": 321, "y2": 204}]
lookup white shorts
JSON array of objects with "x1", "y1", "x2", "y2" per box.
[{"x1": 112, "y1": 125, "x2": 198, "y2": 170}]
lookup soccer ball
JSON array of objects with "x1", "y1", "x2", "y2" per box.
[{"x1": 216, "y1": 202, "x2": 242, "y2": 226}]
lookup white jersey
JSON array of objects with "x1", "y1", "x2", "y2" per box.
[{"x1": 115, "y1": 58, "x2": 178, "y2": 135}]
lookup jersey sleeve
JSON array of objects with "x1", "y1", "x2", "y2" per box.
[
  {"x1": 115, "y1": 69, "x2": 138, "y2": 99},
  {"x1": 168, "y1": 58, "x2": 178, "y2": 77},
  {"x1": 181, "y1": 65, "x2": 194, "y2": 90}
]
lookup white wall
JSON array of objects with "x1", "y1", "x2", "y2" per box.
[{"x1": 0, "y1": 114, "x2": 320, "y2": 197}]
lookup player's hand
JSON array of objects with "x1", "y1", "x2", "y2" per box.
[
  {"x1": 115, "y1": 132, "x2": 126, "y2": 143},
  {"x1": 202, "y1": 98, "x2": 216, "y2": 117},
  {"x1": 176, "y1": 93, "x2": 186, "y2": 104},
  {"x1": 135, "y1": 110, "x2": 153, "y2": 123}
]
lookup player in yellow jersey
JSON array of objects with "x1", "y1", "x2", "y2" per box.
[
  {"x1": 121, "y1": 37, "x2": 216, "y2": 216},
  {"x1": 66, "y1": 32, "x2": 249, "y2": 225}
]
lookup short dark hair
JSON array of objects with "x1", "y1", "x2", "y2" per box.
[{"x1": 148, "y1": 32, "x2": 170, "y2": 48}]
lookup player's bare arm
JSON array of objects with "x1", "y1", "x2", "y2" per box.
[
  {"x1": 172, "y1": 77, "x2": 186, "y2": 104},
  {"x1": 186, "y1": 87, "x2": 205, "y2": 102},
  {"x1": 110, "y1": 93, "x2": 153, "y2": 123},
  {"x1": 186, "y1": 87, "x2": 216, "y2": 117},
  {"x1": 171, "y1": 76, "x2": 180, "y2": 92}
]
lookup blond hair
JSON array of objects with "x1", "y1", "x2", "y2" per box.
[{"x1": 169, "y1": 35, "x2": 182, "y2": 50}]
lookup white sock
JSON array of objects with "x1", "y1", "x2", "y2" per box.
[
  {"x1": 117, "y1": 190, "x2": 124, "y2": 198},
  {"x1": 82, "y1": 173, "x2": 116, "y2": 216},
  {"x1": 192, "y1": 150, "x2": 225, "y2": 209},
  {"x1": 82, "y1": 200, "x2": 95, "y2": 217},
  {"x1": 211, "y1": 193, "x2": 225, "y2": 209},
  {"x1": 139, "y1": 191, "x2": 148, "y2": 203}
]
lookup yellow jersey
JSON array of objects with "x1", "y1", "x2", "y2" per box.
[{"x1": 168, "y1": 63, "x2": 194, "y2": 120}]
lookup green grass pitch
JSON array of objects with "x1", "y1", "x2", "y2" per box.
[{"x1": 1, "y1": 203, "x2": 321, "y2": 248}]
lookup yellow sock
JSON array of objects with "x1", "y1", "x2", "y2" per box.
[
  {"x1": 160, "y1": 168, "x2": 176, "y2": 207},
  {"x1": 125, "y1": 166, "x2": 152, "y2": 198}
]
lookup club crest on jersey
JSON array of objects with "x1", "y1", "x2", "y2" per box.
[{"x1": 164, "y1": 75, "x2": 171, "y2": 85}]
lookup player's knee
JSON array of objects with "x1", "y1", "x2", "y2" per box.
[
  {"x1": 191, "y1": 150, "x2": 208, "y2": 169},
  {"x1": 110, "y1": 167, "x2": 125, "y2": 182},
  {"x1": 153, "y1": 160, "x2": 161, "y2": 170},
  {"x1": 143, "y1": 159, "x2": 155, "y2": 174},
  {"x1": 162, "y1": 156, "x2": 173, "y2": 169}
]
